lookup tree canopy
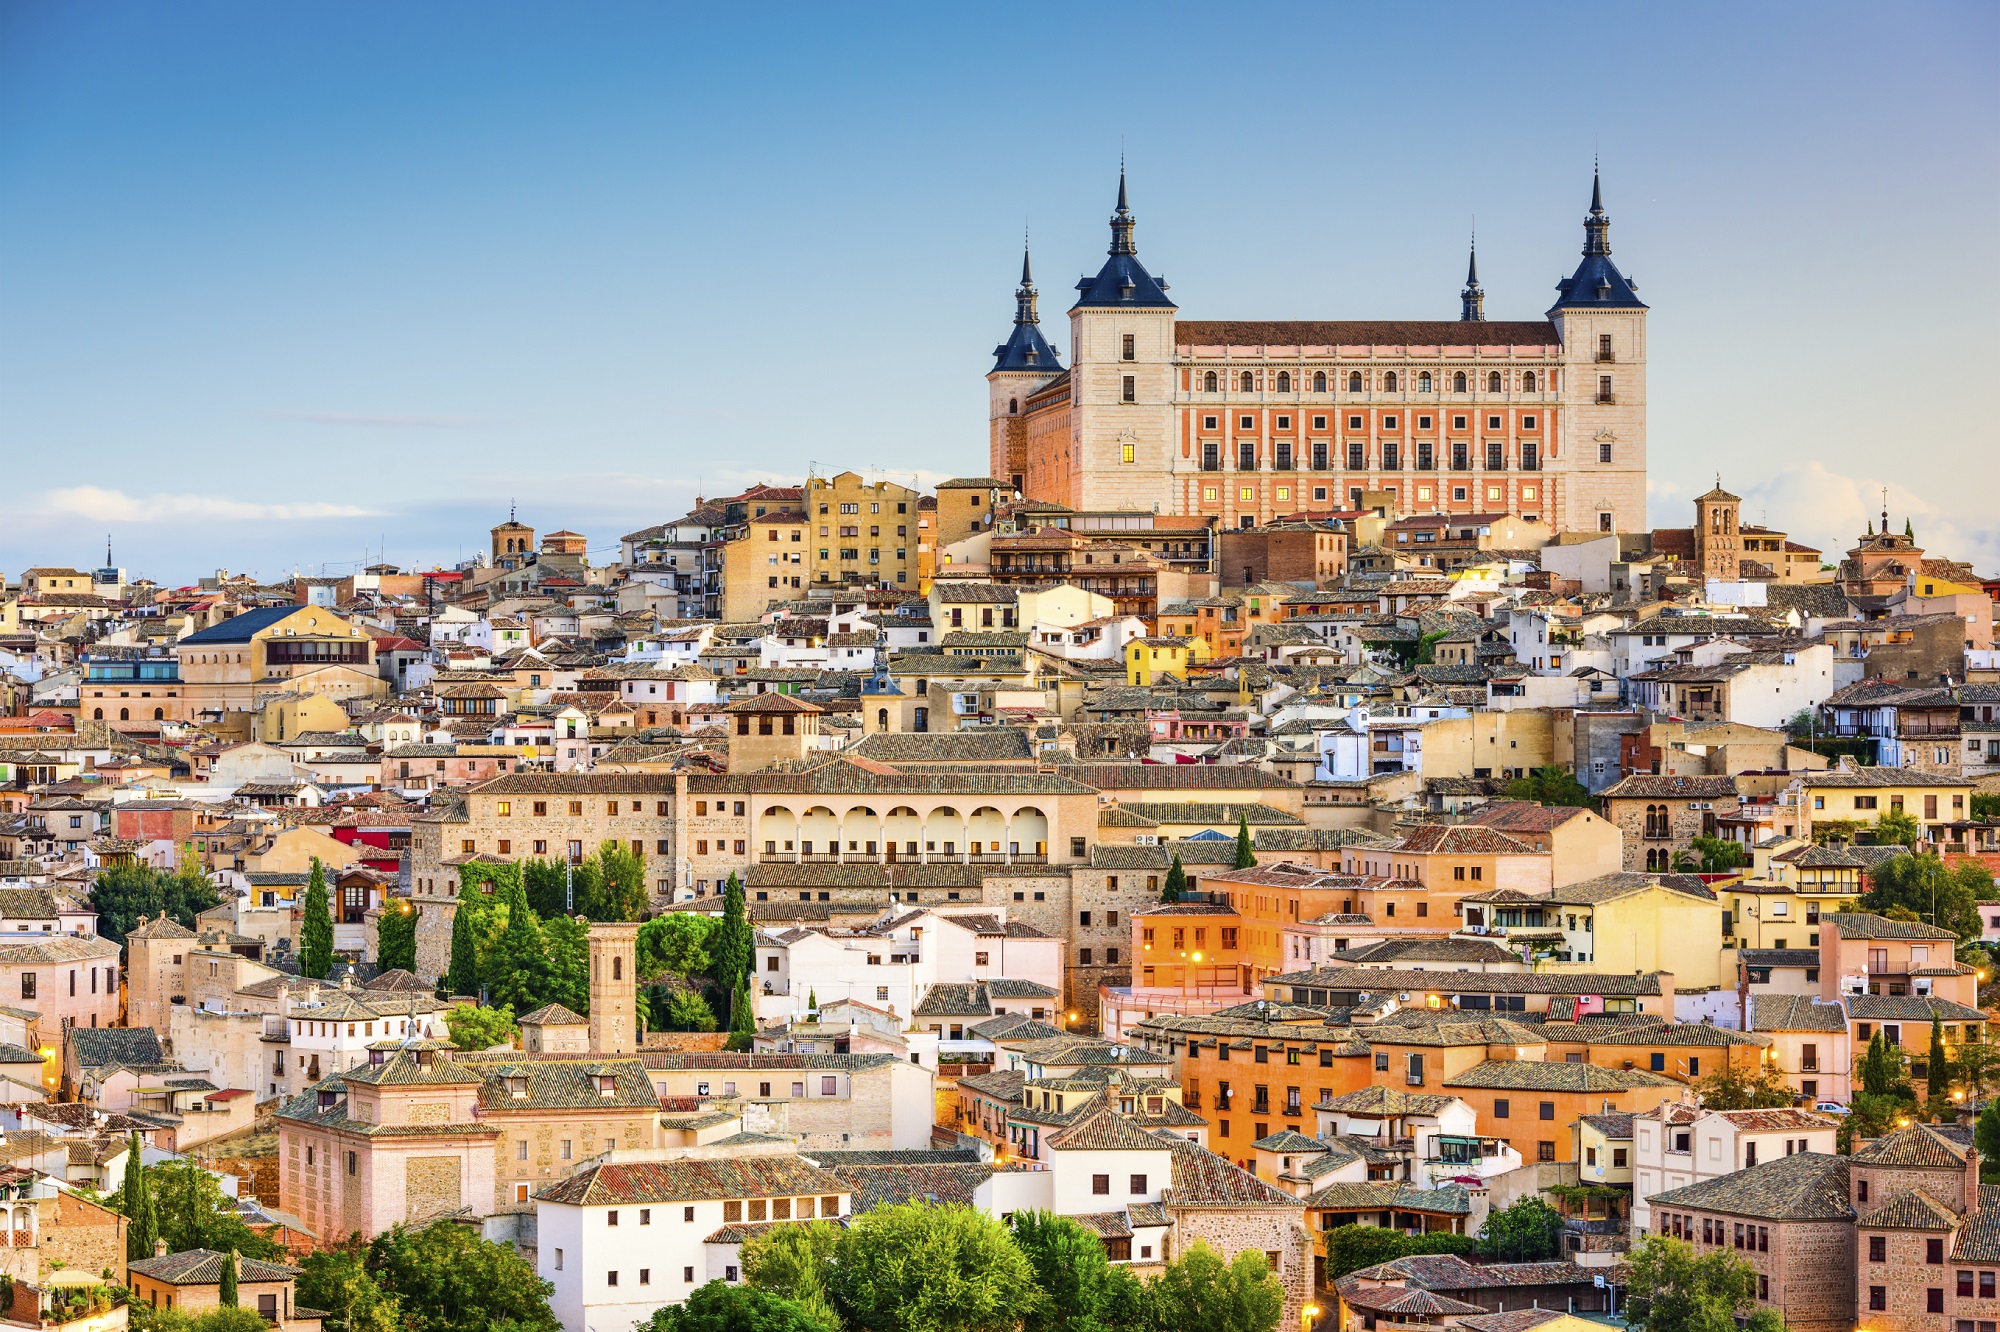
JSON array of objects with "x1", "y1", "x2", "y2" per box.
[
  {"x1": 299, "y1": 857, "x2": 335, "y2": 980},
  {"x1": 1673, "y1": 835, "x2": 1746, "y2": 875},
  {"x1": 375, "y1": 900, "x2": 418, "y2": 974},
  {"x1": 1692, "y1": 1063, "x2": 1796, "y2": 1110},
  {"x1": 1501, "y1": 765, "x2": 1596, "y2": 809},
  {"x1": 363, "y1": 1220, "x2": 561, "y2": 1332},
  {"x1": 89, "y1": 863, "x2": 222, "y2": 949},
  {"x1": 1625, "y1": 1236, "x2": 1784, "y2": 1332},
  {"x1": 1233, "y1": 815, "x2": 1257, "y2": 870},
  {"x1": 1861, "y1": 851, "x2": 1988, "y2": 941},
  {"x1": 1478, "y1": 1196, "x2": 1564, "y2": 1261},
  {"x1": 443, "y1": 1001, "x2": 517, "y2": 1052}
]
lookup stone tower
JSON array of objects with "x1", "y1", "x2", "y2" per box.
[
  {"x1": 1693, "y1": 480, "x2": 1744, "y2": 580},
  {"x1": 1549, "y1": 168, "x2": 1650, "y2": 534},
  {"x1": 587, "y1": 922, "x2": 640, "y2": 1056},
  {"x1": 1459, "y1": 238, "x2": 1486, "y2": 322},
  {"x1": 490, "y1": 511, "x2": 535, "y2": 570},
  {"x1": 1064, "y1": 167, "x2": 1178, "y2": 513},
  {"x1": 987, "y1": 241, "x2": 1064, "y2": 492}
]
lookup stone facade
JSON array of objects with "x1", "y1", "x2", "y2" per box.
[{"x1": 1600, "y1": 776, "x2": 1741, "y2": 872}]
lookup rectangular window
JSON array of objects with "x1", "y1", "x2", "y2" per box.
[
  {"x1": 1870, "y1": 1236, "x2": 1886, "y2": 1262},
  {"x1": 1122, "y1": 334, "x2": 1135, "y2": 361},
  {"x1": 1539, "y1": 1101, "x2": 1555, "y2": 1120},
  {"x1": 1493, "y1": 1099, "x2": 1509, "y2": 1118},
  {"x1": 1121, "y1": 375, "x2": 1136, "y2": 402}
]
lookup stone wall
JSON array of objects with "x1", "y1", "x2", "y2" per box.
[
  {"x1": 405, "y1": 1155, "x2": 463, "y2": 1225},
  {"x1": 1170, "y1": 1205, "x2": 1313, "y2": 1329}
]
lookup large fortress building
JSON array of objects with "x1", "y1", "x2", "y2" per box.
[{"x1": 988, "y1": 170, "x2": 1648, "y2": 535}]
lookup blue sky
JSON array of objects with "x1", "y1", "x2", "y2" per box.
[{"x1": 0, "y1": 1, "x2": 1994, "y2": 584}]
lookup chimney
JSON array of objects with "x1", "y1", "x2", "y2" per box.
[
  {"x1": 154, "y1": 1238, "x2": 168, "y2": 1258},
  {"x1": 1968, "y1": 1146, "x2": 1982, "y2": 1215}
]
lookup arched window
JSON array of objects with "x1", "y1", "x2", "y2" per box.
[
  {"x1": 1203, "y1": 371, "x2": 1218, "y2": 393},
  {"x1": 1453, "y1": 371, "x2": 1467, "y2": 392},
  {"x1": 92, "y1": 709, "x2": 103, "y2": 721},
  {"x1": 1383, "y1": 371, "x2": 1398, "y2": 392},
  {"x1": 153, "y1": 708, "x2": 164, "y2": 721},
  {"x1": 119, "y1": 708, "x2": 129, "y2": 721},
  {"x1": 613, "y1": 956, "x2": 623, "y2": 981},
  {"x1": 1522, "y1": 371, "x2": 1537, "y2": 392},
  {"x1": 877, "y1": 708, "x2": 889, "y2": 730},
  {"x1": 1313, "y1": 371, "x2": 1326, "y2": 393},
  {"x1": 1418, "y1": 372, "x2": 1432, "y2": 393},
  {"x1": 1348, "y1": 372, "x2": 1363, "y2": 392},
  {"x1": 1240, "y1": 371, "x2": 1255, "y2": 393},
  {"x1": 1009, "y1": 398, "x2": 1018, "y2": 415},
  {"x1": 1276, "y1": 371, "x2": 1290, "y2": 393},
  {"x1": 1488, "y1": 371, "x2": 1503, "y2": 393}
]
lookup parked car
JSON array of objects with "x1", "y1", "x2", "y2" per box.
[{"x1": 1814, "y1": 1101, "x2": 1850, "y2": 1115}]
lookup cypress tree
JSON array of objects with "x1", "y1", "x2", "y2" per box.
[
  {"x1": 299, "y1": 857, "x2": 334, "y2": 980},
  {"x1": 1162, "y1": 854, "x2": 1186, "y2": 904},
  {"x1": 446, "y1": 899, "x2": 479, "y2": 998},
  {"x1": 729, "y1": 971, "x2": 756, "y2": 1051},
  {"x1": 712, "y1": 874, "x2": 752, "y2": 994},
  {"x1": 1930, "y1": 1014, "x2": 1952, "y2": 1103},
  {"x1": 218, "y1": 1249, "x2": 238, "y2": 1307},
  {"x1": 122, "y1": 1133, "x2": 156, "y2": 1261},
  {"x1": 1233, "y1": 813, "x2": 1257, "y2": 869}
]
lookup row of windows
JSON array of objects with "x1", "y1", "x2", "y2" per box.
[
  {"x1": 1198, "y1": 411, "x2": 1538, "y2": 433},
  {"x1": 1197, "y1": 440, "x2": 1545, "y2": 471},
  {"x1": 1198, "y1": 369, "x2": 1546, "y2": 394},
  {"x1": 1194, "y1": 480, "x2": 1546, "y2": 508}
]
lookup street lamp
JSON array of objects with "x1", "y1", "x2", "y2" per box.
[{"x1": 1302, "y1": 1304, "x2": 1321, "y2": 1332}]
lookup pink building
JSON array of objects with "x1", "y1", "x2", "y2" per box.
[{"x1": 0, "y1": 933, "x2": 121, "y2": 1031}]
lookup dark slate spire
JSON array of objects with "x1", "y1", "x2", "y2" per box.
[
  {"x1": 1583, "y1": 166, "x2": 1611, "y2": 257},
  {"x1": 991, "y1": 237, "x2": 1064, "y2": 374},
  {"x1": 1073, "y1": 166, "x2": 1176, "y2": 311},
  {"x1": 1459, "y1": 235, "x2": 1485, "y2": 322},
  {"x1": 1550, "y1": 167, "x2": 1647, "y2": 313}
]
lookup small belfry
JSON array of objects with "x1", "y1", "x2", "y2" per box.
[{"x1": 1460, "y1": 235, "x2": 1486, "y2": 322}]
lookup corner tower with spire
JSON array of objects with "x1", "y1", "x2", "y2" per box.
[
  {"x1": 1460, "y1": 236, "x2": 1485, "y2": 322},
  {"x1": 1549, "y1": 166, "x2": 1650, "y2": 535},
  {"x1": 987, "y1": 238, "x2": 1066, "y2": 490},
  {"x1": 1053, "y1": 166, "x2": 1178, "y2": 511}
]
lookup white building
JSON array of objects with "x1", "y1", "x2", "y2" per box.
[
  {"x1": 536, "y1": 1149, "x2": 852, "y2": 1332},
  {"x1": 1628, "y1": 1104, "x2": 1836, "y2": 1235},
  {"x1": 755, "y1": 907, "x2": 1063, "y2": 1025}
]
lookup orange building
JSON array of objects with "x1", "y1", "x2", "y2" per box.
[{"x1": 1440, "y1": 1060, "x2": 1686, "y2": 1164}]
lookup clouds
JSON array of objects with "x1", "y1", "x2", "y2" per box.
[
  {"x1": 1734, "y1": 462, "x2": 2000, "y2": 573},
  {"x1": 42, "y1": 487, "x2": 380, "y2": 524}
]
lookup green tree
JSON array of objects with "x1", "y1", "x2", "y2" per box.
[
  {"x1": 299, "y1": 858, "x2": 335, "y2": 980},
  {"x1": 1861, "y1": 851, "x2": 1983, "y2": 939},
  {"x1": 1625, "y1": 1235, "x2": 1776, "y2": 1332},
  {"x1": 149, "y1": 1156, "x2": 280, "y2": 1260},
  {"x1": 445, "y1": 897, "x2": 481, "y2": 997},
  {"x1": 187, "y1": 1311, "x2": 278, "y2": 1332},
  {"x1": 1783, "y1": 709, "x2": 1817, "y2": 744},
  {"x1": 539, "y1": 915, "x2": 591, "y2": 1017},
  {"x1": 1478, "y1": 1195, "x2": 1564, "y2": 1261},
  {"x1": 365, "y1": 1220, "x2": 561, "y2": 1332},
  {"x1": 665, "y1": 990, "x2": 718, "y2": 1032},
  {"x1": 635, "y1": 1283, "x2": 837, "y2": 1332},
  {"x1": 164, "y1": 865, "x2": 223, "y2": 931},
  {"x1": 729, "y1": 971, "x2": 757, "y2": 1051},
  {"x1": 1233, "y1": 815, "x2": 1257, "y2": 870},
  {"x1": 480, "y1": 879, "x2": 546, "y2": 1012},
  {"x1": 1840, "y1": 1089, "x2": 1918, "y2": 1154},
  {"x1": 1012, "y1": 1211, "x2": 1114, "y2": 1332},
  {"x1": 1692, "y1": 1063, "x2": 1796, "y2": 1110},
  {"x1": 638, "y1": 914, "x2": 719, "y2": 980},
  {"x1": 120, "y1": 1132, "x2": 158, "y2": 1262},
  {"x1": 1501, "y1": 765, "x2": 1596, "y2": 809},
  {"x1": 1099, "y1": 1265, "x2": 1158, "y2": 1332},
  {"x1": 1152, "y1": 1242, "x2": 1284, "y2": 1332},
  {"x1": 806, "y1": 988, "x2": 818, "y2": 1012},
  {"x1": 375, "y1": 900, "x2": 418, "y2": 975},
  {"x1": 299, "y1": 1241, "x2": 404, "y2": 1332},
  {"x1": 581, "y1": 840, "x2": 648, "y2": 921},
  {"x1": 741, "y1": 1218, "x2": 840, "y2": 1327},
  {"x1": 822, "y1": 1201, "x2": 1037, "y2": 1332},
  {"x1": 1875, "y1": 807, "x2": 1921, "y2": 847},
  {"x1": 89, "y1": 864, "x2": 166, "y2": 948},
  {"x1": 711, "y1": 874, "x2": 753, "y2": 993},
  {"x1": 218, "y1": 1249, "x2": 238, "y2": 1308},
  {"x1": 1976, "y1": 1099, "x2": 2000, "y2": 1173},
  {"x1": 1960, "y1": 1036, "x2": 2000, "y2": 1108},
  {"x1": 1162, "y1": 854, "x2": 1186, "y2": 904},
  {"x1": 1973, "y1": 793, "x2": 2000, "y2": 823},
  {"x1": 443, "y1": 1002, "x2": 517, "y2": 1052},
  {"x1": 1929, "y1": 1014, "x2": 1953, "y2": 1103},
  {"x1": 1672, "y1": 836, "x2": 1747, "y2": 875},
  {"x1": 521, "y1": 858, "x2": 570, "y2": 919}
]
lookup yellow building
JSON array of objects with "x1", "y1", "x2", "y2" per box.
[
  {"x1": 1542, "y1": 871, "x2": 1729, "y2": 989},
  {"x1": 722, "y1": 509, "x2": 809, "y2": 622},
  {"x1": 806, "y1": 472, "x2": 923, "y2": 591},
  {"x1": 1574, "y1": 1111, "x2": 1634, "y2": 1185},
  {"x1": 255, "y1": 691, "x2": 353, "y2": 744},
  {"x1": 1125, "y1": 634, "x2": 1209, "y2": 686},
  {"x1": 175, "y1": 605, "x2": 380, "y2": 722},
  {"x1": 1802, "y1": 764, "x2": 1972, "y2": 839},
  {"x1": 1722, "y1": 836, "x2": 1869, "y2": 950}
]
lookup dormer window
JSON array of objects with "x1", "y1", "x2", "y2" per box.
[
  {"x1": 316, "y1": 1089, "x2": 339, "y2": 1109},
  {"x1": 597, "y1": 1075, "x2": 618, "y2": 1097},
  {"x1": 508, "y1": 1075, "x2": 530, "y2": 1099}
]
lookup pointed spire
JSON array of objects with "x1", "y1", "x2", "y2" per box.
[
  {"x1": 1108, "y1": 162, "x2": 1137, "y2": 256},
  {"x1": 1020, "y1": 233, "x2": 1033, "y2": 287},
  {"x1": 1582, "y1": 164, "x2": 1612, "y2": 257},
  {"x1": 1013, "y1": 236, "x2": 1041, "y2": 328},
  {"x1": 1459, "y1": 230, "x2": 1485, "y2": 322}
]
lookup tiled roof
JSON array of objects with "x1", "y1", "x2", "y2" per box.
[
  {"x1": 1845, "y1": 994, "x2": 1985, "y2": 1022},
  {"x1": 1270, "y1": 966, "x2": 1666, "y2": 996},
  {"x1": 1161, "y1": 1135, "x2": 1297, "y2": 1207},
  {"x1": 1549, "y1": 872, "x2": 1716, "y2": 904},
  {"x1": 1709, "y1": 1108, "x2": 1837, "y2": 1132},
  {"x1": 1055, "y1": 763, "x2": 1300, "y2": 792},
  {"x1": 1251, "y1": 1130, "x2": 1327, "y2": 1152},
  {"x1": 845, "y1": 731, "x2": 1036, "y2": 763},
  {"x1": 537, "y1": 1155, "x2": 848, "y2": 1206},
  {"x1": 1457, "y1": 1310, "x2": 1570, "y2": 1332},
  {"x1": 1048, "y1": 1105, "x2": 1178, "y2": 1152},
  {"x1": 1390, "y1": 823, "x2": 1538, "y2": 856},
  {"x1": 1600, "y1": 775, "x2": 1741, "y2": 800},
  {"x1": 1805, "y1": 769, "x2": 1970, "y2": 788},
  {"x1": 70, "y1": 1027, "x2": 164, "y2": 1070},
  {"x1": 1852, "y1": 1123, "x2": 1969, "y2": 1168},
  {"x1": 1443, "y1": 1061, "x2": 1679, "y2": 1092},
  {"x1": 1305, "y1": 1180, "x2": 1475, "y2": 1215},
  {"x1": 1824, "y1": 912, "x2": 1955, "y2": 941},
  {"x1": 1739, "y1": 949, "x2": 1822, "y2": 969},
  {"x1": 1856, "y1": 1188, "x2": 1960, "y2": 1230},
  {"x1": 1342, "y1": 1287, "x2": 1487, "y2": 1317},
  {"x1": 126, "y1": 1248, "x2": 299, "y2": 1285},
  {"x1": 1579, "y1": 1112, "x2": 1634, "y2": 1139},
  {"x1": 1953, "y1": 1187, "x2": 2000, "y2": 1262},
  {"x1": 1321, "y1": 1087, "x2": 1461, "y2": 1116},
  {"x1": 1749, "y1": 995, "x2": 1850, "y2": 1033},
  {"x1": 1347, "y1": 1254, "x2": 1597, "y2": 1290},
  {"x1": 831, "y1": 1161, "x2": 994, "y2": 1213},
  {"x1": 1646, "y1": 1151, "x2": 1853, "y2": 1221},
  {"x1": 1177, "y1": 319, "x2": 1558, "y2": 348},
  {"x1": 517, "y1": 1003, "x2": 587, "y2": 1026}
]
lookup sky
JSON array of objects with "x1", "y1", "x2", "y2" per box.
[{"x1": 0, "y1": 1, "x2": 1994, "y2": 585}]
